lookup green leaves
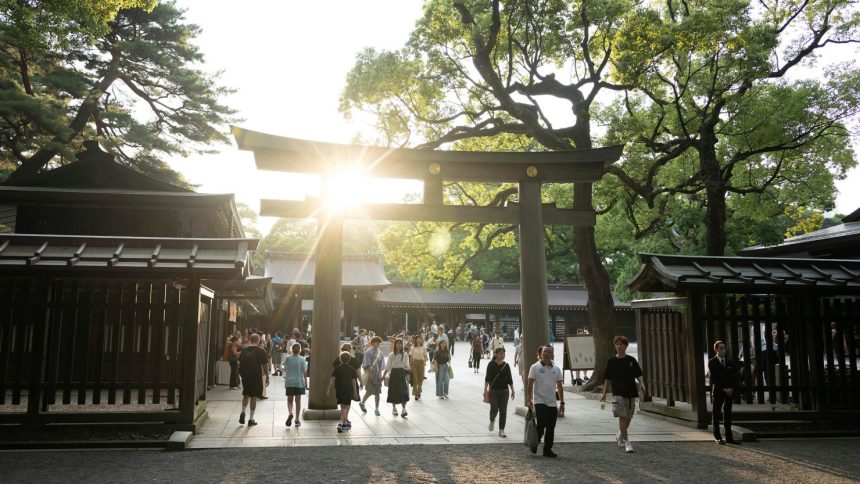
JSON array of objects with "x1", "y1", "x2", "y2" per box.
[{"x1": 0, "y1": 1, "x2": 236, "y2": 183}]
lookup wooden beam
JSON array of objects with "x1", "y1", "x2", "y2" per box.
[
  {"x1": 234, "y1": 126, "x2": 622, "y2": 183},
  {"x1": 260, "y1": 199, "x2": 596, "y2": 226}
]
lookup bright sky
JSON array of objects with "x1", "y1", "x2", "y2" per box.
[{"x1": 168, "y1": 0, "x2": 860, "y2": 234}]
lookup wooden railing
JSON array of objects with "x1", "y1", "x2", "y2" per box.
[{"x1": 0, "y1": 276, "x2": 204, "y2": 426}]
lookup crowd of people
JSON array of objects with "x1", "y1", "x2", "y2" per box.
[{"x1": 224, "y1": 324, "x2": 679, "y2": 457}]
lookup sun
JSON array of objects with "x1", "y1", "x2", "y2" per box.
[{"x1": 322, "y1": 168, "x2": 368, "y2": 212}]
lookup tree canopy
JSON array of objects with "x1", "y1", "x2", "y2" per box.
[
  {"x1": 605, "y1": 0, "x2": 860, "y2": 255},
  {"x1": 0, "y1": 0, "x2": 236, "y2": 185},
  {"x1": 341, "y1": 0, "x2": 860, "y2": 390}
]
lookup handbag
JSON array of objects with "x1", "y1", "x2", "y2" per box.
[
  {"x1": 363, "y1": 349, "x2": 383, "y2": 386},
  {"x1": 483, "y1": 363, "x2": 506, "y2": 404},
  {"x1": 352, "y1": 378, "x2": 361, "y2": 402},
  {"x1": 447, "y1": 364, "x2": 454, "y2": 380},
  {"x1": 384, "y1": 375, "x2": 390, "y2": 387},
  {"x1": 468, "y1": 357, "x2": 472, "y2": 369},
  {"x1": 523, "y1": 408, "x2": 539, "y2": 449}
]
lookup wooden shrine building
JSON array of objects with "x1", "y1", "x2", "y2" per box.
[
  {"x1": 628, "y1": 253, "x2": 860, "y2": 435},
  {"x1": 264, "y1": 251, "x2": 635, "y2": 340},
  {"x1": 0, "y1": 142, "x2": 270, "y2": 436}
]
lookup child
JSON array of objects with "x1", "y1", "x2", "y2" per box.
[{"x1": 329, "y1": 351, "x2": 359, "y2": 432}]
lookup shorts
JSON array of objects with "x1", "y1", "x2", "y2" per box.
[
  {"x1": 285, "y1": 386, "x2": 305, "y2": 396},
  {"x1": 612, "y1": 396, "x2": 636, "y2": 418},
  {"x1": 364, "y1": 380, "x2": 382, "y2": 396}
]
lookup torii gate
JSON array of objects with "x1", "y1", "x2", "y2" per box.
[{"x1": 233, "y1": 126, "x2": 622, "y2": 418}]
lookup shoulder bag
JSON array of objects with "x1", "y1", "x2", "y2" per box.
[{"x1": 483, "y1": 362, "x2": 506, "y2": 403}]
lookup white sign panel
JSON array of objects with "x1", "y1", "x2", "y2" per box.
[{"x1": 566, "y1": 335, "x2": 595, "y2": 370}]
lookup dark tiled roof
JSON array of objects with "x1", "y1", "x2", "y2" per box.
[
  {"x1": 264, "y1": 252, "x2": 391, "y2": 288},
  {"x1": 629, "y1": 253, "x2": 860, "y2": 292},
  {"x1": 0, "y1": 233, "x2": 257, "y2": 279},
  {"x1": 373, "y1": 282, "x2": 630, "y2": 309},
  {"x1": 740, "y1": 220, "x2": 860, "y2": 258},
  {"x1": 3, "y1": 141, "x2": 189, "y2": 192}
]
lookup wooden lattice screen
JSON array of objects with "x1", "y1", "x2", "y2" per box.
[{"x1": 0, "y1": 276, "x2": 205, "y2": 425}]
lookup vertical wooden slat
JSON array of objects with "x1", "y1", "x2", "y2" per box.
[
  {"x1": 844, "y1": 300, "x2": 858, "y2": 405},
  {"x1": 150, "y1": 283, "x2": 165, "y2": 404},
  {"x1": 166, "y1": 283, "x2": 180, "y2": 405},
  {"x1": 0, "y1": 280, "x2": 12, "y2": 406},
  {"x1": 76, "y1": 282, "x2": 93, "y2": 405},
  {"x1": 821, "y1": 298, "x2": 836, "y2": 408},
  {"x1": 668, "y1": 311, "x2": 679, "y2": 406},
  {"x1": 751, "y1": 297, "x2": 765, "y2": 404},
  {"x1": 43, "y1": 279, "x2": 63, "y2": 409},
  {"x1": 26, "y1": 276, "x2": 50, "y2": 422},
  {"x1": 727, "y1": 296, "x2": 740, "y2": 404},
  {"x1": 739, "y1": 298, "x2": 753, "y2": 404},
  {"x1": 138, "y1": 282, "x2": 153, "y2": 404},
  {"x1": 774, "y1": 297, "x2": 789, "y2": 404},
  {"x1": 10, "y1": 280, "x2": 28, "y2": 405},
  {"x1": 762, "y1": 296, "x2": 776, "y2": 404},
  {"x1": 60, "y1": 281, "x2": 78, "y2": 405},
  {"x1": 662, "y1": 312, "x2": 671, "y2": 400},
  {"x1": 91, "y1": 282, "x2": 109, "y2": 405},
  {"x1": 107, "y1": 282, "x2": 126, "y2": 405},
  {"x1": 121, "y1": 282, "x2": 138, "y2": 404}
]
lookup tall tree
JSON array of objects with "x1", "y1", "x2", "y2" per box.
[
  {"x1": 342, "y1": 0, "x2": 634, "y2": 389},
  {"x1": 606, "y1": 0, "x2": 860, "y2": 255},
  {"x1": 0, "y1": 0, "x2": 236, "y2": 185}
]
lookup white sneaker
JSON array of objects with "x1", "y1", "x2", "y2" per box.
[
  {"x1": 489, "y1": 420, "x2": 495, "y2": 431},
  {"x1": 616, "y1": 432, "x2": 624, "y2": 447},
  {"x1": 625, "y1": 440, "x2": 634, "y2": 453},
  {"x1": 498, "y1": 429, "x2": 506, "y2": 438}
]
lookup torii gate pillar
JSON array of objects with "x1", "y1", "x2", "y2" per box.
[
  {"x1": 304, "y1": 210, "x2": 343, "y2": 417},
  {"x1": 518, "y1": 179, "x2": 550, "y2": 402}
]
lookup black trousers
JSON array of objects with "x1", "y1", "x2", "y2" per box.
[
  {"x1": 489, "y1": 389, "x2": 509, "y2": 429},
  {"x1": 535, "y1": 403, "x2": 558, "y2": 452},
  {"x1": 713, "y1": 390, "x2": 733, "y2": 440}
]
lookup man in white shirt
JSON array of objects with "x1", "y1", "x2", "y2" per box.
[
  {"x1": 430, "y1": 321, "x2": 438, "y2": 335},
  {"x1": 526, "y1": 345, "x2": 565, "y2": 458}
]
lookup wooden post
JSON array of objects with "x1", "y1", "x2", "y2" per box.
[
  {"x1": 306, "y1": 210, "x2": 342, "y2": 415},
  {"x1": 424, "y1": 177, "x2": 443, "y2": 205},
  {"x1": 518, "y1": 180, "x2": 550, "y2": 402},
  {"x1": 180, "y1": 278, "x2": 201, "y2": 425},
  {"x1": 686, "y1": 292, "x2": 708, "y2": 428}
]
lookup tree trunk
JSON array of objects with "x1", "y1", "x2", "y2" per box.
[
  {"x1": 699, "y1": 142, "x2": 727, "y2": 256},
  {"x1": 573, "y1": 181, "x2": 617, "y2": 391}
]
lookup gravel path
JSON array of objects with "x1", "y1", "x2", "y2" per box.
[{"x1": 3, "y1": 439, "x2": 859, "y2": 483}]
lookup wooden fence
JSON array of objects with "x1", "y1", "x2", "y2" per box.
[
  {"x1": 635, "y1": 293, "x2": 860, "y2": 427},
  {"x1": 0, "y1": 276, "x2": 209, "y2": 426}
]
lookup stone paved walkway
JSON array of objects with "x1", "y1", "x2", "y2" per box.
[{"x1": 190, "y1": 342, "x2": 711, "y2": 448}]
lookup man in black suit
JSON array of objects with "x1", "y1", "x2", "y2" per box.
[{"x1": 709, "y1": 340, "x2": 739, "y2": 445}]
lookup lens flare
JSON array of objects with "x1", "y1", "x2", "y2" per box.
[{"x1": 428, "y1": 228, "x2": 451, "y2": 257}]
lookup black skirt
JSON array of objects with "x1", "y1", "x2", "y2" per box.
[{"x1": 387, "y1": 367, "x2": 410, "y2": 404}]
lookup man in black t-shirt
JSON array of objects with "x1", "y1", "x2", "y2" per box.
[
  {"x1": 238, "y1": 333, "x2": 269, "y2": 426},
  {"x1": 600, "y1": 335, "x2": 645, "y2": 453}
]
